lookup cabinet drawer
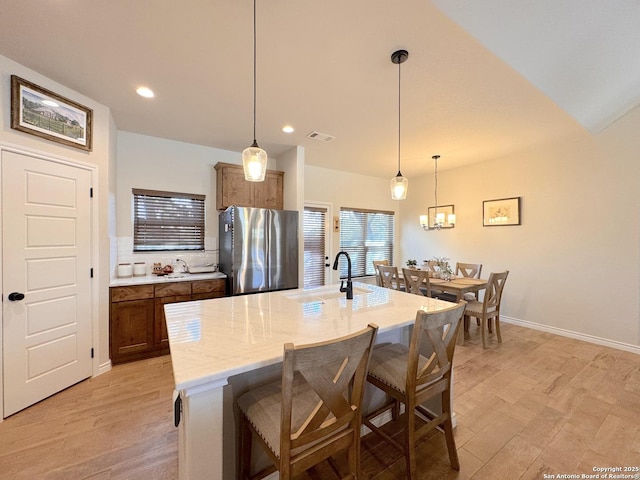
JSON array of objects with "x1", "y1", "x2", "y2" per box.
[
  {"x1": 155, "y1": 282, "x2": 192, "y2": 297},
  {"x1": 192, "y1": 279, "x2": 225, "y2": 295},
  {"x1": 192, "y1": 292, "x2": 225, "y2": 301},
  {"x1": 111, "y1": 285, "x2": 154, "y2": 302}
]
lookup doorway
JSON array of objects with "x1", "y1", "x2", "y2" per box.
[{"x1": 303, "y1": 203, "x2": 331, "y2": 288}]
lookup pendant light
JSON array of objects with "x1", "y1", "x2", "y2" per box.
[
  {"x1": 242, "y1": 0, "x2": 267, "y2": 182},
  {"x1": 390, "y1": 49, "x2": 409, "y2": 200}
]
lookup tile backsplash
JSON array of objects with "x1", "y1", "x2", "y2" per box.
[{"x1": 113, "y1": 236, "x2": 218, "y2": 277}]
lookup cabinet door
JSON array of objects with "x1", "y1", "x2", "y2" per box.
[
  {"x1": 192, "y1": 279, "x2": 226, "y2": 298},
  {"x1": 254, "y1": 171, "x2": 283, "y2": 209},
  {"x1": 111, "y1": 299, "x2": 154, "y2": 362},
  {"x1": 218, "y1": 165, "x2": 253, "y2": 210},
  {"x1": 154, "y1": 295, "x2": 192, "y2": 346}
]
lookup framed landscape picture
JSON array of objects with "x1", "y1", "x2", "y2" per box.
[
  {"x1": 483, "y1": 197, "x2": 521, "y2": 226},
  {"x1": 11, "y1": 75, "x2": 93, "y2": 151}
]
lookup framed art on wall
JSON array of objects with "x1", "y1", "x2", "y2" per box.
[
  {"x1": 10, "y1": 75, "x2": 93, "y2": 151},
  {"x1": 483, "y1": 197, "x2": 521, "y2": 226}
]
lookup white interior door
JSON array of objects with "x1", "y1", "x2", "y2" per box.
[{"x1": 2, "y1": 150, "x2": 92, "y2": 417}]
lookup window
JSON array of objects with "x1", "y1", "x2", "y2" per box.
[
  {"x1": 133, "y1": 189, "x2": 205, "y2": 252},
  {"x1": 303, "y1": 206, "x2": 327, "y2": 288},
  {"x1": 339, "y1": 207, "x2": 394, "y2": 278}
]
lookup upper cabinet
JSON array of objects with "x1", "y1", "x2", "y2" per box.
[{"x1": 214, "y1": 162, "x2": 284, "y2": 211}]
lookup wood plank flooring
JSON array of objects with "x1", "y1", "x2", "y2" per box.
[{"x1": 0, "y1": 323, "x2": 639, "y2": 479}]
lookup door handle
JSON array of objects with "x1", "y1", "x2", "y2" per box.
[
  {"x1": 325, "y1": 263, "x2": 330, "y2": 267},
  {"x1": 8, "y1": 292, "x2": 25, "y2": 301}
]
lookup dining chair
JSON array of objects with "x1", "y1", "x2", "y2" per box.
[
  {"x1": 377, "y1": 265, "x2": 402, "y2": 291},
  {"x1": 237, "y1": 324, "x2": 378, "y2": 480},
  {"x1": 456, "y1": 262, "x2": 482, "y2": 279},
  {"x1": 457, "y1": 261, "x2": 482, "y2": 296},
  {"x1": 437, "y1": 261, "x2": 484, "y2": 303},
  {"x1": 464, "y1": 270, "x2": 509, "y2": 348},
  {"x1": 372, "y1": 259, "x2": 390, "y2": 286},
  {"x1": 364, "y1": 302, "x2": 466, "y2": 480},
  {"x1": 402, "y1": 267, "x2": 431, "y2": 297}
]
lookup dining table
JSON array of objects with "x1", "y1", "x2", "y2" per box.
[
  {"x1": 429, "y1": 275, "x2": 488, "y2": 345},
  {"x1": 429, "y1": 275, "x2": 488, "y2": 302}
]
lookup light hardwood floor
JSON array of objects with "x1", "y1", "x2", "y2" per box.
[{"x1": 1, "y1": 323, "x2": 639, "y2": 479}]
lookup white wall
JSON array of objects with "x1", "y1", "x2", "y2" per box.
[
  {"x1": 0, "y1": 55, "x2": 114, "y2": 418},
  {"x1": 115, "y1": 131, "x2": 285, "y2": 271},
  {"x1": 400, "y1": 105, "x2": 640, "y2": 350},
  {"x1": 304, "y1": 165, "x2": 401, "y2": 285},
  {"x1": 116, "y1": 132, "x2": 236, "y2": 270}
]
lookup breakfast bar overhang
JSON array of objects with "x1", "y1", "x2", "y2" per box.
[{"x1": 165, "y1": 282, "x2": 457, "y2": 480}]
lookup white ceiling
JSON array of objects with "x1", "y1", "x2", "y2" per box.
[{"x1": 1, "y1": 1, "x2": 639, "y2": 178}]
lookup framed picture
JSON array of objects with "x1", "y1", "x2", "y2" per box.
[
  {"x1": 483, "y1": 197, "x2": 521, "y2": 226},
  {"x1": 11, "y1": 75, "x2": 93, "y2": 151},
  {"x1": 427, "y1": 204, "x2": 455, "y2": 229}
]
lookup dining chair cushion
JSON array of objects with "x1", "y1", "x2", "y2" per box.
[
  {"x1": 238, "y1": 372, "x2": 339, "y2": 458},
  {"x1": 368, "y1": 343, "x2": 432, "y2": 395},
  {"x1": 464, "y1": 300, "x2": 497, "y2": 317},
  {"x1": 462, "y1": 292, "x2": 477, "y2": 301}
]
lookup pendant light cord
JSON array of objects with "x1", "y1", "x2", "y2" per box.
[
  {"x1": 252, "y1": 0, "x2": 257, "y2": 144},
  {"x1": 397, "y1": 58, "x2": 401, "y2": 175},
  {"x1": 434, "y1": 155, "x2": 438, "y2": 207}
]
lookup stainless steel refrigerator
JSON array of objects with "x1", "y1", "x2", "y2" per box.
[{"x1": 219, "y1": 206, "x2": 299, "y2": 295}]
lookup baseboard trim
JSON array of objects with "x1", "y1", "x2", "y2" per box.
[
  {"x1": 501, "y1": 316, "x2": 640, "y2": 355},
  {"x1": 96, "y1": 360, "x2": 112, "y2": 376}
]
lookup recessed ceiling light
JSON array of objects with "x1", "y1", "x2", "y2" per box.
[
  {"x1": 41, "y1": 99, "x2": 59, "y2": 108},
  {"x1": 282, "y1": 125, "x2": 294, "y2": 133},
  {"x1": 136, "y1": 86, "x2": 155, "y2": 98}
]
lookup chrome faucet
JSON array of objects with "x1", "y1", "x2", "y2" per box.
[
  {"x1": 332, "y1": 251, "x2": 353, "y2": 300},
  {"x1": 175, "y1": 258, "x2": 189, "y2": 274}
]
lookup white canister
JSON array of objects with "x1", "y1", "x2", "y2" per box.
[
  {"x1": 117, "y1": 263, "x2": 133, "y2": 278},
  {"x1": 133, "y1": 262, "x2": 146, "y2": 276}
]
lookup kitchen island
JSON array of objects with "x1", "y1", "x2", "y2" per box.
[{"x1": 165, "y1": 282, "x2": 456, "y2": 480}]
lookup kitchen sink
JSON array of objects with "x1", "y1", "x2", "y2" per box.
[{"x1": 284, "y1": 286, "x2": 373, "y2": 303}]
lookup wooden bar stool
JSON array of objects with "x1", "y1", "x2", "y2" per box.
[
  {"x1": 363, "y1": 303, "x2": 466, "y2": 480},
  {"x1": 237, "y1": 324, "x2": 378, "y2": 479}
]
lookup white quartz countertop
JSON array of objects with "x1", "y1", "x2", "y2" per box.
[
  {"x1": 110, "y1": 271, "x2": 226, "y2": 287},
  {"x1": 165, "y1": 282, "x2": 455, "y2": 392}
]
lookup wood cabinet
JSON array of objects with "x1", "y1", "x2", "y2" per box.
[
  {"x1": 214, "y1": 162, "x2": 284, "y2": 211},
  {"x1": 110, "y1": 278, "x2": 226, "y2": 364}
]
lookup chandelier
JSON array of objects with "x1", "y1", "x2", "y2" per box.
[{"x1": 420, "y1": 155, "x2": 456, "y2": 230}]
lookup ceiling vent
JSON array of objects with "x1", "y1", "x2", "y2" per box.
[{"x1": 306, "y1": 131, "x2": 335, "y2": 142}]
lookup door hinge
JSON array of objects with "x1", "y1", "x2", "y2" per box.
[
  {"x1": 90, "y1": 268, "x2": 94, "y2": 278},
  {"x1": 91, "y1": 347, "x2": 94, "y2": 358},
  {"x1": 90, "y1": 187, "x2": 93, "y2": 198}
]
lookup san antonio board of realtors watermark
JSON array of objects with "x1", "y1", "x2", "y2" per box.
[{"x1": 543, "y1": 466, "x2": 640, "y2": 479}]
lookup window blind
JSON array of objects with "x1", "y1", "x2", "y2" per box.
[
  {"x1": 303, "y1": 206, "x2": 327, "y2": 288},
  {"x1": 339, "y1": 207, "x2": 394, "y2": 278},
  {"x1": 133, "y1": 189, "x2": 205, "y2": 252}
]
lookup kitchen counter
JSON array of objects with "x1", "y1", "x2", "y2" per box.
[
  {"x1": 109, "y1": 271, "x2": 226, "y2": 287},
  {"x1": 165, "y1": 282, "x2": 455, "y2": 480}
]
